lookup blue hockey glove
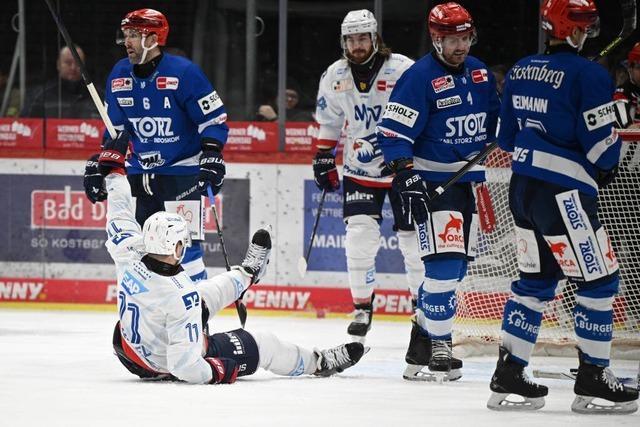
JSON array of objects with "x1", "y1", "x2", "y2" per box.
[
  {"x1": 206, "y1": 357, "x2": 239, "y2": 384},
  {"x1": 392, "y1": 168, "x2": 430, "y2": 225},
  {"x1": 83, "y1": 154, "x2": 107, "y2": 204},
  {"x1": 312, "y1": 150, "x2": 340, "y2": 192},
  {"x1": 197, "y1": 139, "x2": 226, "y2": 196},
  {"x1": 98, "y1": 131, "x2": 130, "y2": 176}
]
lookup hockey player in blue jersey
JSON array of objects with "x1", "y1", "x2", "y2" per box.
[
  {"x1": 486, "y1": 0, "x2": 638, "y2": 414},
  {"x1": 83, "y1": 9, "x2": 228, "y2": 281},
  {"x1": 377, "y1": 2, "x2": 499, "y2": 382}
]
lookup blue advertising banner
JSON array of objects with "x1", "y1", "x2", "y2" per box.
[
  {"x1": 0, "y1": 175, "x2": 249, "y2": 267},
  {"x1": 302, "y1": 180, "x2": 405, "y2": 274}
]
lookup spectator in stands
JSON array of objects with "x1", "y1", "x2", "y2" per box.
[
  {"x1": 20, "y1": 45, "x2": 102, "y2": 119},
  {"x1": 490, "y1": 64, "x2": 509, "y2": 96},
  {"x1": 257, "y1": 88, "x2": 314, "y2": 122}
]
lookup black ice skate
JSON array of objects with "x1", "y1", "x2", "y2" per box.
[
  {"x1": 314, "y1": 342, "x2": 367, "y2": 377},
  {"x1": 403, "y1": 320, "x2": 462, "y2": 382},
  {"x1": 347, "y1": 295, "x2": 374, "y2": 342},
  {"x1": 239, "y1": 228, "x2": 271, "y2": 283},
  {"x1": 487, "y1": 346, "x2": 548, "y2": 411},
  {"x1": 571, "y1": 348, "x2": 639, "y2": 414}
]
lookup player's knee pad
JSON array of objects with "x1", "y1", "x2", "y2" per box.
[
  {"x1": 251, "y1": 330, "x2": 315, "y2": 376},
  {"x1": 511, "y1": 278, "x2": 558, "y2": 303},
  {"x1": 345, "y1": 215, "x2": 380, "y2": 267},
  {"x1": 424, "y1": 258, "x2": 467, "y2": 282},
  {"x1": 397, "y1": 230, "x2": 424, "y2": 297}
]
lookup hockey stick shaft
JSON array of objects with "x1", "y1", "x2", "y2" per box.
[
  {"x1": 207, "y1": 186, "x2": 247, "y2": 328},
  {"x1": 533, "y1": 369, "x2": 637, "y2": 388},
  {"x1": 304, "y1": 188, "x2": 327, "y2": 263},
  {"x1": 43, "y1": 0, "x2": 117, "y2": 139}
]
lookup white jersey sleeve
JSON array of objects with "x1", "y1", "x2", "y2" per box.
[
  {"x1": 315, "y1": 65, "x2": 346, "y2": 143},
  {"x1": 164, "y1": 293, "x2": 213, "y2": 384},
  {"x1": 104, "y1": 173, "x2": 145, "y2": 264},
  {"x1": 196, "y1": 269, "x2": 252, "y2": 315}
]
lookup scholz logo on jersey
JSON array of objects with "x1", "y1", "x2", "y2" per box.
[
  {"x1": 445, "y1": 113, "x2": 487, "y2": 138},
  {"x1": 198, "y1": 90, "x2": 224, "y2": 115},
  {"x1": 382, "y1": 102, "x2": 419, "y2": 128},
  {"x1": 354, "y1": 104, "x2": 382, "y2": 128},
  {"x1": 182, "y1": 291, "x2": 201, "y2": 310}
]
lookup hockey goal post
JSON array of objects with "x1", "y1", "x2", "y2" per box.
[{"x1": 453, "y1": 129, "x2": 640, "y2": 358}]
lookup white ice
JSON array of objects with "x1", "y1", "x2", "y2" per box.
[{"x1": 0, "y1": 309, "x2": 637, "y2": 427}]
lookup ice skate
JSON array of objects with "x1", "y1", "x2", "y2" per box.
[
  {"x1": 487, "y1": 347, "x2": 548, "y2": 411},
  {"x1": 347, "y1": 295, "x2": 373, "y2": 342},
  {"x1": 239, "y1": 228, "x2": 271, "y2": 283},
  {"x1": 314, "y1": 342, "x2": 368, "y2": 377},
  {"x1": 403, "y1": 320, "x2": 462, "y2": 382},
  {"x1": 571, "y1": 348, "x2": 639, "y2": 414}
]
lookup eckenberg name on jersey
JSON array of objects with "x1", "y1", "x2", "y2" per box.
[{"x1": 510, "y1": 62, "x2": 565, "y2": 90}]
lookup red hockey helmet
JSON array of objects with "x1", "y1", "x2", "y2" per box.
[
  {"x1": 628, "y1": 42, "x2": 640, "y2": 65},
  {"x1": 541, "y1": 0, "x2": 599, "y2": 40},
  {"x1": 428, "y1": 2, "x2": 475, "y2": 39},
  {"x1": 121, "y1": 9, "x2": 169, "y2": 46}
]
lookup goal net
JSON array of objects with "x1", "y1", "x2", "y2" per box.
[{"x1": 453, "y1": 131, "x2": 640, "y2": 358}]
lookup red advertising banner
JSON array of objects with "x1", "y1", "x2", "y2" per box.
[
  {"x1": 45, "y1": 118, "x2": 105, "y2": 150},
  {"x1": 31, "y1": 189, "x2": 107, "y2": 230},
  {"x1": 0, "y1": 118, "x2": 44, "y2": 148},
  {"x1": 283, "y1": 121, "x2": 320, "y2": 152},
  {"x1": 226, "y1": 121, "x2": 278, "y2": 152}
]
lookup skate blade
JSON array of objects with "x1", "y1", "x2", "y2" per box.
[
  {"x1": 571, "y1": 395, "x2": 639, "y2": 415},
  {"x1": 402, "y1": 364, "x2": 462, "y2": 382},
  {"x1": 487, "y1": 392, "x2": 545, "y2": 411}
]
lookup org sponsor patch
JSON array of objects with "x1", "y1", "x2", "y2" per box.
[
  {"x1": 117, "y1": 97, "x2": 134, "y2": 107},
  {"x1": 156, "y1": 76, "x2": 179, "y2": 90},
  {"x1": 382, "y1": 102, "x2": 419, "y2": 128},
  {"x1": 197, "y1": 90, "x2": 224, "y2": 114},
  {"x1": 471, "y1": 69, "x2": 488, "y2": 83},
  {"x1": 432, "y1": 211, "x2": 465, "y2": 254},
  {"x1": 436, "y1": 95, "x2": 462, "y2": 109},
  {"x1": 544, "y1": 234, "x2": 581, "y2": 278},
  {"x1": 431, "y1": 75, "x2": 455, "y2": 93},
  {"x1": 111, "y1": 77, "x2": 132, "y2": 92}
]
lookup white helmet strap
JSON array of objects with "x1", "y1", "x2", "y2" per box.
[{"x1": 139, "y1": 35, "x2": 158, "y2": 64}]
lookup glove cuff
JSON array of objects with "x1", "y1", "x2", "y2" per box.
[{"x1": 202, "y1": 138, "x2": 224, "y2": 153}]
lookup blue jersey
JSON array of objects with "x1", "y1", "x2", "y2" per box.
[
  {"x1": 105, "y1": 53, "x2": 229, "y2": 176},
  {"x1": 497, "y1": 49, "x2": 620, "y2": 196},
  {"x1": 377, "y1": 52, "x2": 499, "y2": 183}
]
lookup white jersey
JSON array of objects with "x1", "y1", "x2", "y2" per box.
[
  {"x1": 315, "y1": 53, "x2": 414, "y2": 184},
  {"x1": 105, "y1": 174, "x2": 251, "y2": 384}
]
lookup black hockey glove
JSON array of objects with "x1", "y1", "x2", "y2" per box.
[
  {"x1": 206, "y1": 357, "x2": 239, "y2": 384},
  {"x1": 595, "y1": 165, "x2": 618, "y2": 188},
  {"x1": 312, "y1": 150, "x2": 340, "y2": 192},
  {"x1": 392, "y1": 168, "x2": 430, "y2": 225},
  {"x1": 197, "y1": 139, "x2": 226, "y2": 196},
  {"x1": 83, "y1": 154, "x2": 107, "y2": 204},
  {"x1": 98, "y1": 131, "x2": 130, "y2": 176}
]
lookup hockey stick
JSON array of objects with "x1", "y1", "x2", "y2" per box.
[
  {"x1": 297, "y1": 188, "x2": 327, "y2": 278},
  {"x1": 207, "y1": 186, "x2": 248, "y2": 328},
  {"x1": 533, "y1": 369, "x2": 638, "y2": 389},
  {"x1": 428, "y1": 0, "x2": 638, "y2": 200},
  {"x1": 43, "y1": 0, "x2": 117, "y2": 139}
]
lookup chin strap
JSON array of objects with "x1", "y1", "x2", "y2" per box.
[
  {"x1": 139, "y1": 35, "x2": 159, "y2": 64},
  {"x1": 566, "y1": 32, "x2": 588, "y2": 51}
]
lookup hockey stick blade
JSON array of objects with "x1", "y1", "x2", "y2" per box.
[
  {"x1": 593, "y1": 0, "x2": 637, "y2": 62},
  {"x1": 533, "y1": 369, "x2": 637, "y2": 388},
  {"x1": 297, "y1": 256, "x2": 308, "y2": 278}
]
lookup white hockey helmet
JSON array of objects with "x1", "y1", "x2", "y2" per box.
[
  {"x1": 340, "y1": 9, "x2": 379, "y2": 62},
  {"x1": 142, "y1": 211, "x2": 192, "y2": 262}
]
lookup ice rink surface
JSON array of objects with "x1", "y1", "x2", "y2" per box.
[{"x1": 0, "y1": 309, "x2": 637, "y2": 427}]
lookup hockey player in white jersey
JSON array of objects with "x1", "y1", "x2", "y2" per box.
[
  {"x1": 487, "y1": 0, "x2": 638, "y2": 413},
  {"x1": 313, "y1": 9, "x2": 424, "y2": 345},
  {"x1": 92, "y1": 131, "x2": 366, "y2": 384}
]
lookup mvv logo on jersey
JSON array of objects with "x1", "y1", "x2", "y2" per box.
[
  {"x1": 111, "y1": 77, "x2": 133, "y2": 92},
  {"x1": 156, "y1": 76, "x2": 179, "y2": 90}
]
